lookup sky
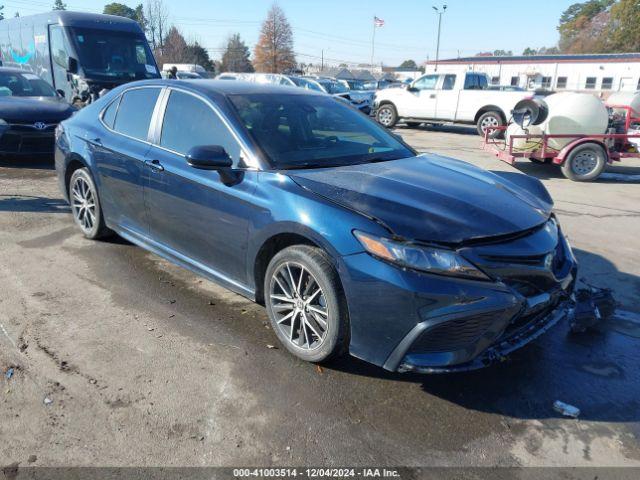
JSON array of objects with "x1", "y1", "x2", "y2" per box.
[{"x1": 4, "y1": 0, "x2": 578, "y2": 66}]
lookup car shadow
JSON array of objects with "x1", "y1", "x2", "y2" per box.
[
  {"x1": 508, "y1": 159, "x2": 640, "y2": 184},
  {"x1": 401, "y1": 123, "x2": 478, "y2": 136},
  {"x1": 325, "y1": 248, "x2": 640, "y2": 423},
  {"x1": 0, "y1": 194, "x2": 70, "y2": 213},
  {"x1": 0, "y1": 156, "x2": 55, "y2": 170}
]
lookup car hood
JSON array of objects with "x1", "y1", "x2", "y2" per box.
[
  {"x1": 0, "y1": 96, "x2": 76, "y2": 123},
  {"x1": 288, "y1": 154, "x2": 553, "y2": 244}
]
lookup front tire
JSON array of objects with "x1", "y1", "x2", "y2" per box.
[
  {"x1": 376, "y1": 103, "x2": 398, "y2": 128},
  {"x1": 69, "y1": 168, "x2": 111, "y2": 239},
  {"x1": 264, "y1": 245, "x2": 349, "y2": 363},
  {"x1": 477, "y1": 111, "x2": 504, "y2": 138},
  {"x1": 561, "y1": 143, "x2": 607, "y2": 181}
]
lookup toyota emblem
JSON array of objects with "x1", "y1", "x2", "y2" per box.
[{"x1": 33, "y1": 122, "x2": 47, "y2": 130}]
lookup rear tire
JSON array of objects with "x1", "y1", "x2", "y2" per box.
[
  {"x1": 69, "y1": 168, "x2": 111, "y2": 239},
  {"x1": 476, "y1": 111, "x2": 504, "y2": 138},
  {"x1": 561, "y1": 143, "x2": 607, "y2": 182},
  {"x1": 264, "y1": 245, "x2": 349, "y2": 363},
  {"x1": 376, "y1": 103, "x2": 398, "y2": 128}
]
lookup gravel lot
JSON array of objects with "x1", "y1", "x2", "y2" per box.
[{"x1": 1, "y1": 125, "x2": 639, "y2": 468}]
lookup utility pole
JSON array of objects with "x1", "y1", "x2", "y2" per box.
[
  {"x1": 321, "y1": 49, "x2": 324, "y2": 72},
  {"x1": 432, "y1": 5, "x2": 447, "y2": 72},
  {"x1": 370, "y1": 17, "x2": 376, "y2": 68}
]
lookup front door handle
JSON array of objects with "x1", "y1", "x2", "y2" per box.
[
  {"x1": 429, "y1": 94, "x2": 437, "y2": 99},
  {"x1": 144, "y1": 159, "x2": 164, "y2": 172}
]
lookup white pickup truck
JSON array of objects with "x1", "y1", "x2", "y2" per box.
[{"x1": 374, "y1": 72, "x2": 531, "y2": 136}]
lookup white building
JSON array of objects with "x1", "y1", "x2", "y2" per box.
[{"x1": 424, "y1": 53, "x2": 640, "y2": 97}]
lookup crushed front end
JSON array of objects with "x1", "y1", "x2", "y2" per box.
[{"x1": 340, "y1": 218, "x2": 577, "y2": 373}]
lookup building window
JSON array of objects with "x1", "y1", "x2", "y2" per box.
[
  {"x1": 541, "y1": 76, "x2": 552, "y2": 89},
  {"x1": 556, "y1": 77, "x2": 567, "y2": 89},
  {"x1": 602, "y1": 77, "x2": 613, "y2": 90},
  {"x1": 637, "y1": 78, "x2": 640, "y2": 90},
  {"x1": 510, "y1": 76, "x2": 519, "y2": 86},
  {"x1": 585, "y1": 77, "x2": 597, "y2": 89},
  {"x1": 491, "y1": 76, "x2": 500, "y2": 85}
]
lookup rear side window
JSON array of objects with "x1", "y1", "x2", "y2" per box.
[
  {"x1": 113, "y1": 88, "x2": 160, "y2": 141},
  {"x1": 102, "y1": 97, "x2": 120, "y2": 129},
  {"x1": 160, "y1": 90, "x2": 241, "y2": 162},
  {"x1": 442, "y1": 74, "x2": 456, "y2": 90}
]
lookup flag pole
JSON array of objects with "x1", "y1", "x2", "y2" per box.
[{"x1": 371, "y1": 16, "x2": 376, "y2": 68}]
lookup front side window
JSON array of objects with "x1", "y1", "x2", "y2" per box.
[
  {"x1": 160, "y1": 90, "x2": 242, "y2": 163},
  {"x1": 585, "y1": 77, "x2": 597, "y2": 89},
  {"x1": 68, "y1": 27, "x2": 159, "y2": 81},
  {"x1": 229, "y1": 93, "x2": 415, "y2": 169},
  {"x1": 413, "y1": 75, "x2": 439, "y2": 90},
  {"x1": 113, "y1": 88, "x2": 160, "y2": 141},
  {"x1": 0, "y1": 72, "x2": 56, "y2": 97},
  {"x1": 50, "y1": 26, "x2": 70, "y2": 69}
]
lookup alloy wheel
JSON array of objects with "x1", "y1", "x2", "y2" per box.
[
  {"x1": 378, "y1": 107, "x2": 393, "y2": 126},
  {"x1": 269, "y1": 262, "x2": 329, "y2": 350},
  {"x1": 481, "y1": 115, "x2": 500, "y2": 132},
  {"x1": 71, "y1": 176, "x2": 96, "y2": 234}
]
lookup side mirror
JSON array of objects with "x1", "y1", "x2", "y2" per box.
[
  {"x1": 67, "y1": 57, "x2": 79, "y2": 74},
  {"x1": 407, "y1": 86, "x2": 419, "y2": 93},
  {"x1": 186, "y1": 145, "x2": 233, "y2": 170},
  {"x1": 56, "y1": 89, "x2": 65, "y2": 98}
]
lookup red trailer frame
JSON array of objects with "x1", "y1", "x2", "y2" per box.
[{"x1": 482, "y1": 105, "x2": 640, "y2": 177}]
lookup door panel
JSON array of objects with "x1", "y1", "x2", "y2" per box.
[
  {"x1": 405, "y1": 74, "x2": 439, "y2": 118},
  {"x1": 144, "y1": 89, "x2": 256, "y2": 284},
  {"x1": 48, "y1": 25, "x2": 72, "y2": 100},
  {"x1": 435, "y1": 74, "x2": 459, "y2": 120},
  {"x1": 93, "y1": 87, "x2": 161, "y2": 234}
]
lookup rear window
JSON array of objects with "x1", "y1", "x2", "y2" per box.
[{"x1": 113, "y1": 88, "x2": 160, "y2": 141}]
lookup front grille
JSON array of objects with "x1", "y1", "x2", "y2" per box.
[
  {"x1": 408, "y1": 312, "x2": 496, "y2": 354},
  {"x1": 0, "y1": 130, "x2": 55, "y2": 154}
]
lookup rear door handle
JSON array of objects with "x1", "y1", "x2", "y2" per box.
[
  {"x1": 144, "y1": 159, "x2": 164, "y2": 172},
  {"x1": 429, "y1": 94, "x2": 436, "y2": 99}
]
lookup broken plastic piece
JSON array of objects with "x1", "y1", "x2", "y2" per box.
[
  {"x1": 5, "y1": 368, "x2": 14, "y2": 380},
  {"x1": 570, "y1": 289, "x2": 601, "y2": 333},
  {"x1": 553, "y1": 400, "x2": 580, "y2": 418}
]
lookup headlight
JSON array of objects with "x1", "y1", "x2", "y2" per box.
[{"x1": 353, "y1": 231, "x2": 489, "y2": 280}]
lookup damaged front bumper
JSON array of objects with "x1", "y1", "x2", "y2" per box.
[{"x1": 396, "y1": 299, "x2": 572, "y2": 374}]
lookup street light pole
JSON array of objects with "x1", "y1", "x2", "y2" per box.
[{"x1": 432, "y1": 5, "x2": 447, "y2": 72}]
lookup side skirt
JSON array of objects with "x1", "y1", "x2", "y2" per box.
[{"x1": 113, "y1": 225, "x2": 256, "y2": 302}]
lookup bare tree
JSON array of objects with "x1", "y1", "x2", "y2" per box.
[
  {"x1": 253, "y1": 3, "x2": 295, "y2": 73},
  {"x1": 145, "y1": 0, "x2": 169, "y2": 54}
]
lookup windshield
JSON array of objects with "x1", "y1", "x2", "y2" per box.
[
  {"x1": 348, "y1": 80, "x2": 377, "y2": 91},
  {"x1": 69, "y1": 28, "x2": 159, "y2": 81},
  {"x1": 290, "y1": 77, "x2": 324, "y2": 92},
  {"x1": 229, "y1": 93, "x2": 415, "y2": 169},
  {"x1": 315, "y1": 79, "x2": 349, "y2": 94},
  {"x1": 0, "y1": 71, "x2": 57, "y2": 97}
]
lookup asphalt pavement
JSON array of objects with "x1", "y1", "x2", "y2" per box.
[{"x1": 1, "y1": 126, "x2": 639, "y2": 468}]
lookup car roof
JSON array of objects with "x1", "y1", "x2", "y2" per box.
[{"x1": 126, "y1": 79, "x2": 326, "y2": 98}]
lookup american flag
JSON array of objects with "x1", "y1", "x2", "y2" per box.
[{"x1": 374, "y1": 16, "x2": 385, "y2": 27}]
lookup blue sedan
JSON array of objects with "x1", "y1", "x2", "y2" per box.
[{"x1": 54, "y1": 80, "x2": 577, "y2": 373}]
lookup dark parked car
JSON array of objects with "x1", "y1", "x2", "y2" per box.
[
  {"x1": 55, "y1": 80, "x2": 577, "y2": 373},
  {"x1": 0, "y1": 68, "x2": 76, "y2": 156}
]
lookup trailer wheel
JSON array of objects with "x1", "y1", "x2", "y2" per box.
[{"x1": 561, "y1": 143, "x2": 607, "y2": 182}]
